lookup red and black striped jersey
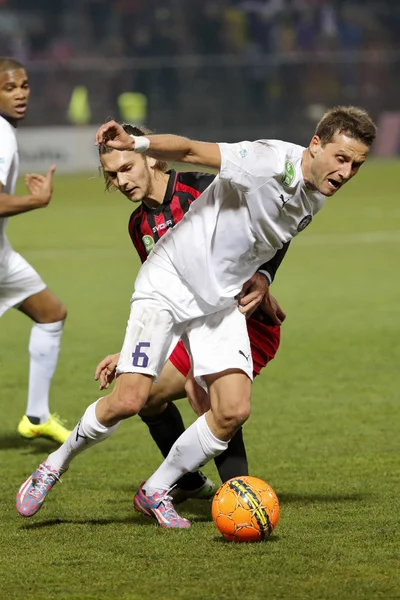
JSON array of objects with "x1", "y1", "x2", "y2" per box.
[{"x1": 128, "y1": 170, "x2": 215, "y2": 263}]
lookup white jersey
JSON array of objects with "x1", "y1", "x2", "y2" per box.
[
  {"x1": 0, "y1": 115, "x2": 19, "y2": 261},
  {"x1": 151, "y1": 139, "x2": 326, "y2": 307}
]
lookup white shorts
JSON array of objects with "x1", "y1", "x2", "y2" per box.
[
  {"x1": 116, "y1": 259, "x2": 253, "y2": 381},
  {"x1": 0, "y1": 250, "x2": 46, "y2": 317},
  {"x1": 183, "y1": 306, "x2": 253, "y2": 381}
]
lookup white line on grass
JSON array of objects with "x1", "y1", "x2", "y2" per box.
[
  {"x1": 298, "y1": 230, "x2": 400, "y2": 246},
  {"x1": 16, "y1": 230, "x2": 400, "y2": 260}
]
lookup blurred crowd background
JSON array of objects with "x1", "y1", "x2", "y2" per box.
[{"x1": 1, "y1": 0, "x2": 399, "y2": 141}]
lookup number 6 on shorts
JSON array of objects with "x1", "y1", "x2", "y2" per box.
[{"x1": 132, "y1": 342, "x2": 150, "y2": 368}]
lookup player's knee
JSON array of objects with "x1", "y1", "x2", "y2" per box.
[
  {"x1": 216, "y1": 399, "x2": 251, "y2": 433},
  {"x1": 115, "y1": 386, "x2": 148, "y2": 418},
  {"x1": 49, "y1": 300, "x2": 67, "y2": 322},
  {"x1": 139, "y1": 400, "x2": 168, "y2": 418},
  {"x1": 39, "y1": 299, "x2": 67, "y2": 323},
  {"x1": 225, "y1": 407, "x2": 250, "y2": 431},
  {"x1": 236, "y1": 401, "x2": 251, "y2": 425},
  {"x1": 146, "y1": 386, "x2": 166, "y2": 407}
]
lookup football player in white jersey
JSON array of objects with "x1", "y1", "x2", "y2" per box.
[
  {"x1": 17, "y1": 106, "x2": 376, "y2": 528},
  {"x1": 0, "y1": 57, "x2": 71, "y2": 444}
]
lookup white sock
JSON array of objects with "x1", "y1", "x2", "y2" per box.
[
  {"x1": 25, "y1": 320, "x2": 64, "y2": 423},
  {"x1": 144, "y1": 414, "x2": 228, "y2": 495},
  {"x1": 46, "y1": 399, "x2": 120, "y2": 474}
]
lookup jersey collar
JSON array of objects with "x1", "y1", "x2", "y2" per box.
[
  {"x1": 163, "y1": 169, "x2": 177, "y2": 205},
  {"x1": 141, "y1": 169, "x2": 177, "y2": 214}
]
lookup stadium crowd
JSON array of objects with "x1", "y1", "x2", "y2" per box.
[
  {"x1": 1, "y1": 0, "x2": 399, "y2": 61},
  {"x1": 0, "y1": 0, "x2": 398, "y2": 140}
]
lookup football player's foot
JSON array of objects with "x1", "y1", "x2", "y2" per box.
[
  {"x1": 170, "y1": 474, "x2": 217, "y2": 504},
  {"x1": 17, "y1": 414, "x2": 71, "y2": 444},
  {"x1": 134, "y1": 483, "x2": 191, "y2": 529},
  {"x1": 16, "y1": 461, "x2": 62, "y2": 517}
]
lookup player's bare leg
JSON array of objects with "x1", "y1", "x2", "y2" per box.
[
  {"x1": 17, "y1": 288, "x2": 70, "y2": 444},
  {"x1": 204, "y1": 370, "x2": 251, "y2": 442},
  {"x1": 134, "y1": 369, "x2": 251, "y2": 527},
  {"x1": 144, "y1": 370, "x2": 251, "y2": 493},
  {"x1": 185, "y1": 374, "x2": 249, "y2": 482},
  {"x1": 95, "y1": 371, "x2": 153, "y2": 426},
  {"x1": 143, "y1": 360, "x2": 187, "y2": 411},
  {"x1": 16, "y1": 372, "x2": 153, "y2": 517}
]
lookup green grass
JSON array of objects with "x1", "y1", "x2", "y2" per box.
[{"x1": 1, "y1": 162, "x2": 399, "y2": 600}]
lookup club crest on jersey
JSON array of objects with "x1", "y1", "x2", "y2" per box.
[
  {"x1": 282, "y1": 160, "x2": 295, "y2": 186},
  {"x1": 142, "y1": 235, "x2": 154, "y2": 254},
  {"x1": 297, "y1": 215, "x2": 312, "y2": 232},
  {"x1": 238, "y1": 146, "x2": 248, "y2": 158}
]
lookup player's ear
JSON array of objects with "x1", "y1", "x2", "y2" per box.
[
  {"x1": 146, "y1": 156, "x2": 157, "y2": 169},
  {"x1": 309, "y1": 135, "x2": 321, "y2": 158}
]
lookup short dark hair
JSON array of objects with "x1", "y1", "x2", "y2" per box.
[
  {"x1": 99, "y1": 122, "x2": 168, "y2": 191},
  {"x1": 315, "y1": 106, "x2": 377, "y2": 148},
  {"x1": 0, "y1": 57, "x2": 25, "y2": 73}
]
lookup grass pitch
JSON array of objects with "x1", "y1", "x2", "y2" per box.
[{"x1": 0, "y1": 162, "x2": 399, "y2": 600}]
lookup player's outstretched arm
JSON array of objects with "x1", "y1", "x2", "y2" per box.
[
  {"x1": 0, "y1": 165, "x2": 56, "y2": 217},
  {"x1": 95, "y1": 120, "x2": 222, "y2": 170}
]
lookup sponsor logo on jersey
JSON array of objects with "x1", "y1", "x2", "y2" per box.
[
  {"x1": 142, "y1": 235, "x2": 154, "y2": 254},
  {"x1": 152, "y1": 220, "x2": 173, "y2": 234},
  {"x1": 282, "y1": 160, "x2": 295, "y2": 186},
  {"x1": 297, "y1": 215, "x2": 312, "y2": 232}
]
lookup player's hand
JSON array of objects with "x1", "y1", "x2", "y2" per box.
[
  {"x1": 185, "y1": 370, "x2": 210, "y2": 416},
  {"x1": 25, "y1": 165, "x2": 56, "y2": 207},
  {"x1": 95, "y1": 120, "x2": 133, "y2": 150},
  {"x1": 260, "y1": 291, "x2": 286, "y2": 326},
  {"x1": 94, "y1": 353, "x2": 120, "y2": 390},
  {"x1": 237, "y1": 272, "x2": 269, "y2": 318}
]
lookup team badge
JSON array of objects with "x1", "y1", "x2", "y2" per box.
[
  {"x1": 297, "y1": 215, "x2": 312, "y2": 232},
  {"x1": 282, "y1": 160, "x2": 295, "y2": 186},
  {"x1": 142, "y1": 235, "x2": 154, "y2": 254}
]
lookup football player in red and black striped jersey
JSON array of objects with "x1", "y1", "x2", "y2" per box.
[{"x1": 95, "y1": 124, "x2": 287, "y2": 500}]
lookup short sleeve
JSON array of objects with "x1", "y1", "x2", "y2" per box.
[
  {"x1": 0, "y1": 123, "x2": 16, "y2": 187},
  {"x1": 217, "y1": 141, "x2": 281, "y2": 193}
]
